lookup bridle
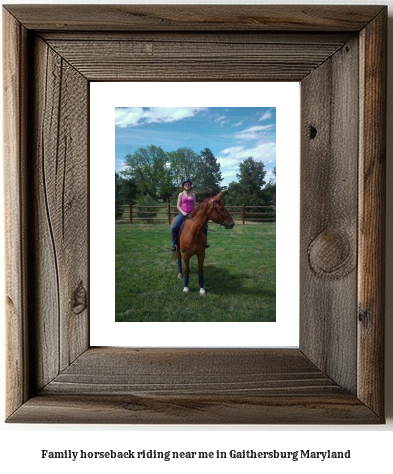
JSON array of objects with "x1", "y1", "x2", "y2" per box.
[{"x1": 186, "y1": 198, "x2": 234, "y2": 228}]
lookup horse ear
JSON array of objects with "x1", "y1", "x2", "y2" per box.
[{"x1": 214, "y1": 192, "x2": 222, "y2": 201}]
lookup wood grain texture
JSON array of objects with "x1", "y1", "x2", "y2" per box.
[
  {"x1": 3, "y1": 5, "x2": 386, "y2": 424},
  {"x1": 43, "y1": 348, "x2": 342, "y2": 395},
  {"x1": 7, "y1": 348, "x2": 379, "y2": 424},
  {"x1": 15, "y1": 37, "x2": 89, "y2": 392},
  {"x1": 9, "y1": 392, "x2": 378, "y2": 425},
  {"x1": 3, "y1": 8, "x2": 30, "y2": 417},
  {"x1": 45, "y1": 37, "x2": 348, "y2": 82},
  {"x1": 40, "y1": 31, "x2": 354, "y2": 43},
  {"x1": 29, "y1": 36, "x2": 89, "y2": 391},
  {"x1": 300, "y1": 36, "x2": 359, "y2": 393},
  {"x1": 3, "y1": 5, "x2": 384, "y2": 32},
  {"x1": 357, "y1": 9, "x2": 387, "y2": 417}
]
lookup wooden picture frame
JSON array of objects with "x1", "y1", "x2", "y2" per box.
[{"x1": 3, "y1": 5, "x2": 386, "y2": 424}]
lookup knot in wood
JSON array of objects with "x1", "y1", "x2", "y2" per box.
[
  {"x1": 308, "y1": 228, "x2": 354, "y2": 279},
  {"x1": 358, "y1": 307, "x2": 370, "y2": 325},
  {"x1": 309, "y1": 125, "x2": 317, "y2": 139},
  {"x1": 72, "y1": 281, "x2": 87, "y2": 315}
]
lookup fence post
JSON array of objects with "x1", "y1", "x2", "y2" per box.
[
  {"x1": 242, "y1": 204, "x2": 245, "y2": 225},
  {"x1": 167, "y1": 203, "x2": 171, "y2": 224},
  {"x1": 129, "y1": 203, "x2": 132, "y2": 224}
]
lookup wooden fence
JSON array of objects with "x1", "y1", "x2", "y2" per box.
[{"x1": 115, "y1": 203, "x2": 275, "y2": 225}]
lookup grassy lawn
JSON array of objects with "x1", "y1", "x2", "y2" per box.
[{"x1": 115, "y1": 222, "x2": 276, "y2": 322}]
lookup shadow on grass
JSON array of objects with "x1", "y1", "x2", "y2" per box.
[{"x1": 201, "y1": 264, "x2": 276, "y2": 299}]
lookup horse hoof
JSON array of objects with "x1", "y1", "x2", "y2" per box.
[
  {"x1": 183, "y1": 287, "x2": 189, "y2": 294},
  {"x1": 177, "y1": 273, "x2": 182, "y2": 279},
  {"x1": 200, "y1": 288, "x2": 206, "y2": 296}
]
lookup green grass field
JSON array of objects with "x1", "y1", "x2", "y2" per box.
[{"x1": 115, "y1": 222, "x2": 276, "y2": 322}]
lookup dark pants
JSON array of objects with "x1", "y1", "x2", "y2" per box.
[{"x1": 171, "y1": 213, "x2": 186, "y2": 245}]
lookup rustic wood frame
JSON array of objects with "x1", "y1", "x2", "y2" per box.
[{"x1": 3, "y1": 5, "x2": 386, "y2": 424}]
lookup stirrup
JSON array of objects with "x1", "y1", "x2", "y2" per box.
[{"x1": 171, "y1": 244, "x2": 177, "y2": 252}]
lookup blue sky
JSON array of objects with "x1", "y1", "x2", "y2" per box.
[{"x1": 115, "y1": 107, "x2": 276, "y2": 187}]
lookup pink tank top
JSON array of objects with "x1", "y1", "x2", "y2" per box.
[{"x1": 181, "y1": 193, "x2": 194, "y2": 213}]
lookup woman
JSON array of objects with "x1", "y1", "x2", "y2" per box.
[{"x1": 171, "y1": 178, "x2": 208, "y2": 251}]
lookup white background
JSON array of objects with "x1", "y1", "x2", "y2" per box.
[
  {"x1": 1, "y1": 0, "x2": 392, "y2": 473},
  {"x1": 90, "y1": 82, "x2": 300, "y2": 347}
]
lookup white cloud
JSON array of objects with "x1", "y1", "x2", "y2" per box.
[
  {"x1": 214, "y1": 115, "x2": 230, "y2": 127},
  {"x1": 259, "y1": 109, "x2": 273, "y2": 121},
  {"x1": 233, "y1": 125, "x2": 275, "y2": 141},
  {"x1": 115, "y1": 107, "x2": 207, "y2": 128},
  {"x1": 115, "y1": 159, "x2": 127, "y2": 172},
  {"x1": 219, "y1": 142, "x2": 275, "y2": 162},
  {"x1": 217, "y1": 142, "x2": 276, "y2": 185},
  {"x1": 115, "y1": 107, "x2": 145, "y2": 128}
]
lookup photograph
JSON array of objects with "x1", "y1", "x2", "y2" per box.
[
  {"x1": 1, "y1": 7, "x2": 391, "y2": 472},
  {"x1": 115, "y1": 107, "x2": 276, "y2": 322}
]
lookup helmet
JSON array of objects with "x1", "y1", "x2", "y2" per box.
[{"x1": 182, "y1": 178, "x2": 192, "y2": 186}]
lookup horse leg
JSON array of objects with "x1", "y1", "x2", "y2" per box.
[
  {"x1": 177, "y1": 258, "x2": 182, "y2": 278},
  {"x1": 176, "y1": 233, "x2": 183, "y2": 278},
  {"x1": 197, "y1": 252, "x2": 206, "y2": 296},
  {"x1": 183, "y1": 253, "x2": 190, "y2": 294},
  {"x1": 183, "y1": 253, "x2": 190, "y2": 293}
]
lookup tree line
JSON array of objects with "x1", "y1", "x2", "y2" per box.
[{"x1": 115, "y1": 145, "x2": 276, "y2": 215}]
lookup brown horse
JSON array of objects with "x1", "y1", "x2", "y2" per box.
[{"x1": 171, "y1": 192, "x2": 235, "y2": 295}]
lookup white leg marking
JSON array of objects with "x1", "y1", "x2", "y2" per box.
[
  {"x1": 200, "y1": 288, "x2": 206, "y2": 296},
  {"x1": 183, "y1": 287, "x2": 189, "y2": 294}
]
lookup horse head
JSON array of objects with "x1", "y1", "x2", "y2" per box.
[{"x1": 210, "y1": 193, "x2": 235, "y2": 229}]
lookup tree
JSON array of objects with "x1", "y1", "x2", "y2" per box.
[
  {"x1": 120, "y1": 144, "x2": 227, "y2": 203},
  {"x1": 195, "y1": 148, "x2": 223, "y2": 195},
  {"x1": 118, "y1": 175, "x2": 138, "y2": 204},
  {"x1": 135, "y1": 194, "x2": 159, "y2": 220},
  {"x1": 122, "y1": 145, "x2": 173, "y2": 199},
  {"x1": 115, "y1": 172, "x2": 138, "y2": 219},
  {"x1": 115, "y1": 172, "x2": 123, "y2": 220},
  {"x1": 224, "y1": 157, "x2": 266, "y2": 206},
  {"x1": 262, "y1": 166, "x2": 276, "y2": 205},
  {"x1": 167, "y1": 147, "x2": 200, "y2": 189},
  {"x1": 238, "y1": 157, "x2": 266, "y2": 193},
  {"x1": 221, "y1": 181, "x2": 244, "y2": 206}
]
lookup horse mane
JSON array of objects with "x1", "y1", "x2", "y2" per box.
[{"x1": 188, "y1": 197, "x2": 211, "y2": 218}]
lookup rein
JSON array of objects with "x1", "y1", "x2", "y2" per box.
[{"x1": 185, "y1": 198, "x2": 232, "y2": 228}]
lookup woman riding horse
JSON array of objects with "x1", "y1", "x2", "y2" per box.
[
  {"x1": 170, "y1": 178, "x2": 208, "y2": 252},
  {"x1": 171, "y1": 187, "x2": 235, "y2": 295}
]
